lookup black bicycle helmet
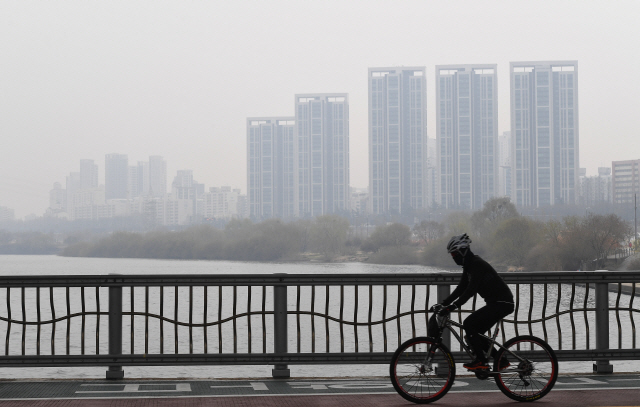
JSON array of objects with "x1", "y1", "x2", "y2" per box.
[{"x1": 446, "y1": 233, "x2": 472, "y2": 256}]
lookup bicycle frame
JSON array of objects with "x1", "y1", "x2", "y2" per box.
[{"x1": 434, "y1": 314, "x2": 528, "y2": 370}]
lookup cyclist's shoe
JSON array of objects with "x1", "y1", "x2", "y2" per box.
[
  {"x1": 496, "y1": 357, "x2": 510, "y2": 371},
  {"x1": 463, "y1": 359, "x2": 490, "y2": 370}
]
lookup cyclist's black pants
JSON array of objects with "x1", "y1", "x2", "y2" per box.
[{"x1": 463, "y1": 301, "x2": 514, "y2": 361}]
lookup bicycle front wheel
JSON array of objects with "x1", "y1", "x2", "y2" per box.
[
  {"x1": 390, "y1": 337, "x2": 455, "y2": 404},
  {"x1": 494, "y1": 335, "x2": 558, "y2": 402}
]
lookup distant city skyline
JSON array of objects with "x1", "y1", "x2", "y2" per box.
[
  {"x1": 2, "y1": 1, "x2": 639, "y2": 218},
  {"x1": 1, "y1": 56, "x2": 630, "y2": 220},
  {"x1": 45, "y1": 154, "x2": 248, "y2": 225}
]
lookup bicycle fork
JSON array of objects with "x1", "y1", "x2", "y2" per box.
[{"x1": 420, "y1": 342, "x2": 440, "y2": 374}]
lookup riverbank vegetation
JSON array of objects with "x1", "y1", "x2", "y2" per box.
[
  {"x1": 62, "y1": 216, "x2": 356, "y2": 262},
  {"x1": 58, "y1": 197, "x2": 636, "y2": 270},
  {"x1": 416, "y1": 199, "x2": 633, "y2": 271},
  {"x1": 0, "y1": 231, "x2": 61, "y2": 254}
]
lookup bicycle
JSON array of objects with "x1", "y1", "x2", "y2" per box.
[{"x1": 390, "y1": 305, "x2": 558, "y2": 403}]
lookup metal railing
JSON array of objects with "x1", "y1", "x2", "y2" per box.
[{"x1": 0, "y1": 271, "x2": 639, "y2": 378}]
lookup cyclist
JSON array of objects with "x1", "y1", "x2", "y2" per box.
[{"x1": 434, "y1": 233, "x2": 514, "y2": 371}]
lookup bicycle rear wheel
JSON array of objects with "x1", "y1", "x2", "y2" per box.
[
  {"x1": 390, "y1": 337, "x2": 455, "y2": 404},
  {"x1": 494, "y1": 335, "x2": 558, "y2": 402}
]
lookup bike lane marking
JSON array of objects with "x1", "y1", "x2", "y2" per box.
[
  {"x1": 288, "y1": 380, "x2": 394, "y2": 390},
  {"x1": 608, "y1": 375, "x2": 640, "y2": 382},
  {"x1": 556, "y1": 377, "x2": 609, "y2": 385},
  {"x1": 210, "y1": 382, "x2": 269, "y2": 391},
  {"x1": 76, "y1": 383, "x2": 192, "y2": 393},
  {"x1": 288, "y1": 379, "x2": 470, "y2": 390}
]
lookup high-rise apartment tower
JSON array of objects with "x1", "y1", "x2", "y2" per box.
[
  {"x1": 105, "y1": 154, "x2": 128, "y2": 200},
  {"x1": 510, "y1": 61, "x2": 579, "y2": 206},
  {"x1": 149, "y1": 156, "x2": 167, "y2": 198},
  {"x1": 247, "y1": 117, "x2": 295, "y2": 219},
  {"x1": 368, "y1": 67, "x2": 427, "y2": 214},
  {"x1": 79, "y1": 159, "x2": 98, "y2": 190},
  {"x1": 294, "y1": 94, "x2": 349, "y2": 217},
  {"x1": 436, "y1": 64, "x2": 498, "y2": 209}
]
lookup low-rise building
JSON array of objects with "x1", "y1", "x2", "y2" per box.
[
  {"x1": 612, "y1": 160, "x2": 640, "y2": 204},
  {"x1": 579, "y1": 167, "x2": 612, "y2": 206},
  {"x1": 350, "y1": 187, "x2": 369, "y2": 214},
  {"x1": 204, "y1": 187, "x2": 246, "y2": 220}
]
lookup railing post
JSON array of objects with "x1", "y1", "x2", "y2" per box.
[
  {"x1": 437, "y1": 283, "x2": 451, "y2": 350},
  {"x1": 594, "y1": 281, "x2": 613, "y2": 373},
  {"x1": 106, "y1": 278, "x2": 124, "y2": 380},
  {"x1": 272, "y1": 273, "x2": 290, "y2": 378}
]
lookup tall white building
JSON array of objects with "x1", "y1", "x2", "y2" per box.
[
  {"x1": 437, "y1": 64, "x2": 498, "y2": 209},
  {"x1": 368, "y1": 67, "x2": 427, "y2": 214},
  {"x1": 65, "y1": 172, "x2": 81, "y2": 216},
  {"x1": 129, "y1": 161, "x2": 149, "y2": 198},
  {"x1": 247, "y1": 117, "x2": 295, "y2": 220},
  {"x1": 426, "y1": 138, "x2": 438, "y2": 207},
  {"x1": 295, "y1": 94, "x2": 349, "y2": 217},
  {"x1": 511, "y1": 61, "x2": 579, "y2": 206},
  {"x1": 149, "y1": 155, "x2": 167, "y2": 198},
  {"x1": 49, "y1": 182, "x2": 66, "y2": 211},
  {"x1": 79, "y1": 159, "x2": 98, "y2": 190},
  {"x1": 105, "y1": 153, "x2": 129, "y2": 200},
  {"x1": 498, "y1": 131, "x2": 512, "y2": 198}
]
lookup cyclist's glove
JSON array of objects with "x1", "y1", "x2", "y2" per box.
[
  {"x1": 431, "y1": 304, "x2": 444, "y2": 314},
  {"x1": 438, "y1": 304, "x2": 458, "y2": 315}
]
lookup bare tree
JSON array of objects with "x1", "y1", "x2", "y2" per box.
[
  {"x1": 310, "y1": 215, "x2": 350, "y2": 260},
  {"x1": 444, "y1": 212, "x2": 472, "y2": 236},
  {"x1": 293, "y1": 218, "x2": 313, "y2": 253},
  {"x1": 542, "y1": 219, "x2": 563, "y2": 246},
  {"x1": 581, "y1": 213, "x2": 632, "y2": 268},
  {"x1": 413, "y1": 220, "x2": 444, "y2": 244},
  {"x1": 492, "y1": 217, "x2": 542, "y2": 269},
  {"x1": 471, "y1": 197, "x2": 519, "y2": 237}
]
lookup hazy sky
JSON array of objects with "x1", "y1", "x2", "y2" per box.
[{"x1": 2, "y1": 0, "x2": 639, "y2": 218}]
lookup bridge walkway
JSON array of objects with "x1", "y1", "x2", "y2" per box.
[{"x1": 0, "y1": 374, "x2": 639, "y2": 406}]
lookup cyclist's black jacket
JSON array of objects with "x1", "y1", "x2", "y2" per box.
[{"x1": 442, "y1": 255, "x2": 513, "y2": 308}]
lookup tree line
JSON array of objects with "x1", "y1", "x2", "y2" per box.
[
  {"x1": 62, "y1": 216, "x2": 353, "y2": 262},
  {"x1": 58, "y1": 198, "x2": 635, "y2": 271},
  {"x1": 0, "y1": 230, "x2": 60, "y2": 254},
  {"x1": 408, "y1": 198, "x2": 633, "y2": 271}
]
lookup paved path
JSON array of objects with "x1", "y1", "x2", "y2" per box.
[{"x1": 0, "y1": 374, "x2": 639, "y2": 406}]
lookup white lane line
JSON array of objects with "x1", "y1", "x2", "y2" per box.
[{"x1": 556, "y1": 377, "x2": 608, "y2": 385}]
